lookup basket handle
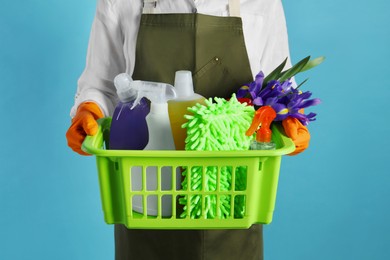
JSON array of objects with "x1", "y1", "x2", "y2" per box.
[
  {"x1": 82, "y1": 117, "x2": 112, "y2": 155},
  {"x1": 271, "y1": 123, "x2": 296, "y2": 155}
]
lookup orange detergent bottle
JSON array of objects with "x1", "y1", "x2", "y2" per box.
[{"x1": 168, "y1": 71, "x2": 206, "y2": 150}]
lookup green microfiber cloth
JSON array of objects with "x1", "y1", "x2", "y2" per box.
[{"x1": 179, "y1": 94, "x2": 255, "y2": 219}]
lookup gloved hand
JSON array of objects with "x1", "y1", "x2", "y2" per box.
[
  {"x1": 66, "y1": 102, "x2": 104, "y2": 155},
  {"x1": 282, "y1": 117, "x2": 310, "y2": 156}
]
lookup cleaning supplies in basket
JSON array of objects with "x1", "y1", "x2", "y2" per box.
[
  {"x1": 113, "y1": 73, "x2": 179, "y2": 217},
  {"x1": 136, "y1": 80, "x2": 177, "y2": 151},
  {"x1": 246, "y1": 106, "x2": 277, "y2": 150},
  {"x1": 140, "y1": 78, "x2": 180, "y2": 217},
  {"x1": 183, "y1": 94, "x2": 254, "y2": 151},
  {"x1": 109, "y1": 73, "x2": 150, "y2": 150},
  {"x1": 179, "y1": 95, "x2": 255, "y2": 219},
  {"x1": 168, "y1": 70, "x2": 206, "y2": 150}
]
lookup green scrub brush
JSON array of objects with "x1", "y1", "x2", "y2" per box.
[{"x1": 179, "y1": 94, "x2": 255, "y2": 219}]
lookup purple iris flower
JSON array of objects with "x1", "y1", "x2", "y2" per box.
[
  {"x1": 236, "y1": 70, "x2": 321, "y2": 125},
  {"x1": 291, "y1": 112, "x2": 318, "y2": 126},
  {"x1": 285, "y1": 91, "x2": 321, "y2": 125},
  {"x1": 271, "y1": 103, "x2": 289, "y2": 121},
  {"x1": 237, "y1": 71, "x2": 264, "y2": 100},
  {"x1": 263, "y1": 97, "x2": 289, "y2": 121}
]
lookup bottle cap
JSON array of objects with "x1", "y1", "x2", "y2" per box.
[{"x1": 174, "y1": 70, "x2": 195, "y2": 97}]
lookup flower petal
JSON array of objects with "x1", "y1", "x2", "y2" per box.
[
  {"x1": 272, "y1": 103, "x2": 289, "y2": 121},
  {"x1": 253, "y1": 97, "x2": 263, "y2": 106},
  {"x1": 237, "y1": 85, "x2": 249, "y2": 98},
  {"x1": 300, "y1": 98, "x2": 322, "y2": 108},
  {"x1": 254, "y1": 71, "x2": 265, "y2": 87}
]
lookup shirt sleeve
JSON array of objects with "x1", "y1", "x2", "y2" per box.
[
  {"x1": 70, "y1": 0, "x2": 126, "y2": 117},
  {"x1": 260, "y1": 0, "x2": 294, "y2": 76}
]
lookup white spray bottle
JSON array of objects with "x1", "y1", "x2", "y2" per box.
[
  {"x1": 123, "y1": 77, "x2": 179, "y2": 217},
  {"x1": 130, "y1": 80, "x2": 177, "y2": 150}
]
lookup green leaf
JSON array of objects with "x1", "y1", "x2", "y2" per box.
[
  {"x1": 296, "y1": 78, "x2": 309, "y2": 89},
  {"x1": 262, "y1": 57, "x2": 288, "y2": 88},
  {"x1": 300, "y1": 56, "x2": 325, "y2": 73},
  {"x1": 279, "y1": 56, "x2": 311, "y2": 82}
]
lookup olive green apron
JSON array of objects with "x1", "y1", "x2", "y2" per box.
[
  {"x1": 115, "y1": 1, "x2": 263, "y2": 259},
  {"x1": 132, "y1": 11, "x2": 253, "y2": 99}
]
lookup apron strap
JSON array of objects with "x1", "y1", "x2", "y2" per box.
[
  {"x1": 228, "y1": 0, "x2": 241, "y2": 17},
  {"x1": 142, "y1": 0, "x2": 241, "y2": 17},
  {"x1": 142, "y1": 0, "x2": 157, "y2": 14}
]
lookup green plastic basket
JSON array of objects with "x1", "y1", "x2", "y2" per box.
[{"x1": 82, "y1": 117, "x2": 295, "y2": 229}]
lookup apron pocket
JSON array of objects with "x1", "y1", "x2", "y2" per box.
[{"x1": 193, "y1": 56, "x2": 239, "y2": 99}]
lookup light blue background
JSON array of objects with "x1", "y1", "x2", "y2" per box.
[{"x1": 1, "y1": 0, "x2": 389, "y2": 259}]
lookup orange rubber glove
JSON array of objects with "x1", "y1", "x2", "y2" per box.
[
  {"x1": 282, "y1": 117, "x2": 310, "y2": 156},
  {"x1": 66, "y1": 102, "x2": 104, "y2": 155}
]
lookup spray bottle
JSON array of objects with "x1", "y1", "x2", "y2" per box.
[
  {"x1": 109, "y1": 74, "x2": 150, "y2": 150},
  {"x1": 132, "y1": 80, "x2": 177, "y2": 151},
  {"x1": 246, "y1": 106, "x2": 277, "y2": 150},
  {"x1": 168, "y1": 70, "x2": 206, "y2": 150},
  {"x1": 116, "y1": 75, "x2": 179, "y2": 217}
]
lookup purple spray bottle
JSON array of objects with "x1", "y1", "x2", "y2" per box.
[{"x1": 109, "y1": 73, "x2": 150, "y2": 150}]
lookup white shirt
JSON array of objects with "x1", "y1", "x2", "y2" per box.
[{"x1": 71, "y1": 0, "x2": 293, "y2": 117}]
